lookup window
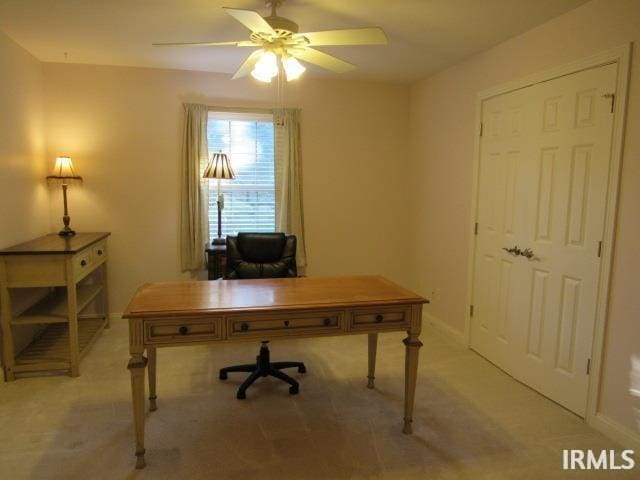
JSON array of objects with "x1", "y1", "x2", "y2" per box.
[{"x1": 205, "y1": 112, "x2": 275, "y2": 240}]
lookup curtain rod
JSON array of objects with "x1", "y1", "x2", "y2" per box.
[
  {"x1": 207, "y1": 106, "x2": 273, "y2": 114},
  {"x1": 206, "y1": 105, "x2": 301, "y2": 114}
]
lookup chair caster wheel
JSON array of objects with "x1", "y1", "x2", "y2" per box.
[
  {"x1": 298, "y1": 365, "x2": 306, "y2": 374},
  {"x1": 219, "y1": 371, "x2": 228, "y2": 380},
  {"x1": 289, "y1": 385, "x2": 299, "y2": 395},
  {"x1": 237, "y1": 391, "x2": 246, "y2": 400}
]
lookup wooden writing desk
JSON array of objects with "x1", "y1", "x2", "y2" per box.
[{"x1": 123, "y1": 275, "x2": 428, "y2": 469}]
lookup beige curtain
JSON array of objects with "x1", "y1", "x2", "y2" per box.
[
  {"x1": 274, "y1": 109, "x2": 307, "y2": 267},
  {"x1": 180, "y1": 103, "x2": 209, "y2": 271}
]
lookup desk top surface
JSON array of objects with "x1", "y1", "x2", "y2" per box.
[
  {"x1": 0, "y1": 232, "x2": 110, "y2": 256},
  {"x1": 123, "y1": 275, "x2": 428, "y2": 318}
]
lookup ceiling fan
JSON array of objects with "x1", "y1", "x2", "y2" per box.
[{"x1": 153, "y1": 0, "x2": 388, "y2": 82}]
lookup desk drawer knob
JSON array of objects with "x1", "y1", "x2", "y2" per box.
[
  {"x1": 240, "y1": 322, "x2": 249, "y2": 332},
  {"x1": 80, "y1": 260, "x2": 87, "y2": 267},
  {"x1": 178, "y1": 326, "x2": 189, "y2": 335},
  {"x1": 284, "y1": 320, "x2": 290, "y2": 327},
  {"x1": 375, "y1": 314, "x2": 384, "y2": 323},
  {"x1": 97, "y1": 249, "x2": 103, "y2": 256},
  {"x1": 323, "y1": 318, "x2": 331, "y2": 326}
]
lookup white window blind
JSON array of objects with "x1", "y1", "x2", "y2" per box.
[{"x1": 205, "y1": 111, "x2": 275, "y2": 240}]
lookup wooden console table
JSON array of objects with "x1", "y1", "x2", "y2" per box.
[
  {"x1": 0, "y1": 232, "x2": 111, "y2": 380},
  {"x1": 123, "y1": 275, "x2": 428, "y2": 469}
]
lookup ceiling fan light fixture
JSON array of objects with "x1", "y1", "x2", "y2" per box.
[
  {"x1": 154, "y1": 1, "x2": 388, "y2": 81},
  {"x1": 251, "y1": 50, "x2": 278, "y2": 82},
  {"x1": 283, "y1": 56, "x2": 306, "y2": 81}
]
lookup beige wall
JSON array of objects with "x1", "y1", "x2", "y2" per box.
[
  {"x1": 408, "y1": 0, "x2": 639, "y2": 435},
  {"x1": 42, "y1": 63, "x2": 411, "y2": 314},
  {"x1": 0, "y1": 31, "x2": 49, "y2": 352},
  {"x1": 0, "y1": 31, "x2": 47, "y2": 246}
]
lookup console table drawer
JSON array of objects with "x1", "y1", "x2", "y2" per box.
[
  {"x1": 92, "y1": 240, "x2": 108, "y2": 265},
  {"x1": 227, "y1": 311, "x2": 343, "y2": 339},
  {"x1": 349, "y1": 306, "x2": 411, "y2": 331},
  {"x1": 144, "y1": 317, "x2": 223, "y2": 344},
  {"x1": 73, "y1": 249, "x2": 94, "y2": 279}
]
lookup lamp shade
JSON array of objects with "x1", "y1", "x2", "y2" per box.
[
  {"x1": 46, "y1": 157, "x2": 83, "y2": 185},
  {"x1": 251, "y1": 51, "x2": 278, "y2": 83},
  {"x1": 203, "y1": 152, "x2": 236, "y2": 180}
]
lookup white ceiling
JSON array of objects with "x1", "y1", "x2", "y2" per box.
[{"x1": 0, "y1": 0, "x2": 589, "y2": 83}]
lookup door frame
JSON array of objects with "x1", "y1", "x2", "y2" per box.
[{"x1": 464, "y1": 44, "x2": 631, "y2": 426}]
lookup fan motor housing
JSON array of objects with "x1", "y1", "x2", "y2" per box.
[{"x1": 264, "y1": 15, "x2": 299, "y2": 34}]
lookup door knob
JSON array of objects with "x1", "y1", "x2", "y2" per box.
[{"x1": 502, "y1": 246, "x2": 522, "y2": 256}]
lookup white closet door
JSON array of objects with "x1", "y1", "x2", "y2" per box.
[{"x1": 471, "y1": 63, "x2": 617, "y2": 416}]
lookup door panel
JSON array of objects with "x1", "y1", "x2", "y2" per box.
[{"x1": 471, "y1": 63, "x2": 617, "y2": 416}]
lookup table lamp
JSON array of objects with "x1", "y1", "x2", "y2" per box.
[
  {"x1": 46, "y1": 156, "x2": 83, "y2": 237},
  {"x1": 203, "y1": 151, "x2": 236, "y2": 245}
]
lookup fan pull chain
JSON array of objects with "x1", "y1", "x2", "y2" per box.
[{"x1": 275, "y1": 65, "x2": 285, "y2": 112}]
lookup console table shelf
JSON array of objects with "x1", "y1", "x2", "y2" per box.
[
  {"x1": 0, "y1": 232, "x2": 111, "y2": 380},
  {"x1": 15, "y1": 318, "x2": 107, "y2": 370},
  {"x1": 13, "y1": 284, "x2": 103, "y2": 325}
]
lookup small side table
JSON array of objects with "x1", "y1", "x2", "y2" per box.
[{"x1": 205, "y1": 244, "x2": 226, "y2": 280}]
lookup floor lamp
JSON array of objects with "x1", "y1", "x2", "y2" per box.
[{"x1": 203, "y1": 151, "x2": 236, "y2": 245}]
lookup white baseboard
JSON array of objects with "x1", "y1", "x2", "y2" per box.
[
  {"x1": 589, "y1": 413, "x2": 640, "y2": 451},
  {"x1": 423, "y1": 312, "x2": 466, "y2": 345}
]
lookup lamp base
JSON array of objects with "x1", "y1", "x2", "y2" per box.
[
  {"x1": 212, "y1": 237, "x2": 226, "y2": 246},
  {"x1": 58, "y1": 227, "x2": 76, "y2": 237}
]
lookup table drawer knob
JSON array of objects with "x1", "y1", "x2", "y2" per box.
[
  {"x1": 80, "y1": 260, "x2": 87, "y2": 267},
  {"x1": 323, "y1": 318, "x2": 331, "y2": 326},
  {"x1": 375, "y1": 314, "x2": 384, "y2": 323},
  {"x1": 240, "y1": 322, "x2": 249, "y2": 332},
  {"x1": 284, "y1": 320, "x2": 290, "y2": 327},
  {"x1": 178, "y1": 326, "x2": 189, "y2": 335},
  {"x1": 97, "y1": 249, "x2": 103, "y2": 256}
]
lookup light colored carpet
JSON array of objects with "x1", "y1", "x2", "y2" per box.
[{"x1": 0, "y1": 319, "x2": 635, "y2": 479}]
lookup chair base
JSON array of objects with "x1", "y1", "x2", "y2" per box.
[{"x1": 219, "y1": 341, "x2": 306, "y2": 399}]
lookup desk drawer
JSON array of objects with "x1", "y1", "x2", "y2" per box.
[
  {"x1": 227, "y1": 311, "x2": 343, "y2": 339},
  {"x1": 349, "y1": 306, "x2": 411, "y2": 332},
  {"x1": 144, "y1": 317, "x2": 223, "y2": 344}
]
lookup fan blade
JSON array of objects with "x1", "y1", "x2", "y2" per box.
[
  {"x1": 292, "y1": 48, "x2": 355, "y2": 73},
  {"x1": 153, "y1": 40, "x2": 257, "y2": 47},
  {"x1": 223, "y1": 8, "x2": 275, "y2": 35},
  {"x1": 232, "y1": 50, "x2": 264, "y2": 79},
  {"x1": 296, "y1": 27, "x2": 387, "y2": 46}
]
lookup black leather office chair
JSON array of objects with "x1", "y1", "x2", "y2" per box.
[{"x1": 219, "y1": 233, "x2": 306, "y2": 399}]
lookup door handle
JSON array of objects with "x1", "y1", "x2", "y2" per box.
[
  {"x1": 502, "y1": 245, "x2": 522, "y2": 256},
  {"x1": 520, "y1": 248, "x2": 535, "y2": 260}
]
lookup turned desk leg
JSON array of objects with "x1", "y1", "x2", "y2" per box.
[
  {"x1": 367, "y1": 333, "x2": 378, "y2": 389},
  {"x1": 403, "y1": 304, "x2": 423, "y2": 434},
  {"x1": 129, "y1": 318, "x2": 147, "y2": 469},
  {"x1": 147, "y1": 347, "x2": 157, "y2": 412},
  {"x1": 128, "y1": 354, "x2": 147, "y2": 469}
]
